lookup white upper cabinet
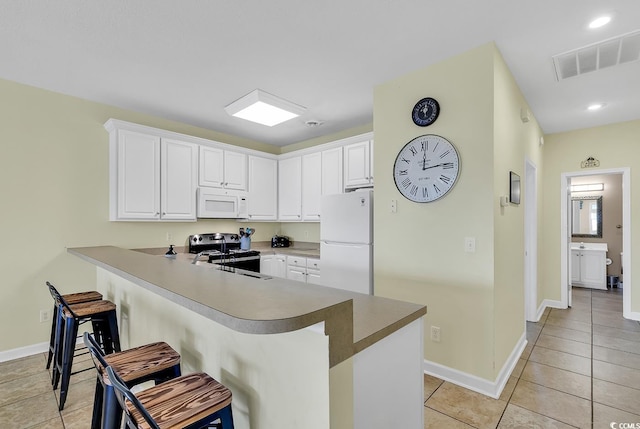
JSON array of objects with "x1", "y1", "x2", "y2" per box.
[
  {"x1": 321, "y1": 147, "x2": 343, "y2": 196},
  {"x1": 344, "y1": 139, "x2": 374, "y2": 189},
  {"x1": 278, "y1": 156, "x2": 302, "y2": 221},
  {"x1": 199, "y1": 146, "x2": 247, "y2": 191},
  {"x1": 302, "y1": 152, "x2": 322, "y2": 221},
  {"x1": 111, "y1": 127, "x2": 197, "y2": 221},
  {"x1": 161, "y1": 138, "x2": 199, "y2": 220},
  {"x1": 115, "y1": 130, "x2": 161, "y2": 220},
  {"x1": 247, "y1": 155, "x2": 278, "y2": 220}
]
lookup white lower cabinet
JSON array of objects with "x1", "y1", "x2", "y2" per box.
[
  {"x1": 286, "y1": 256, "x2": 321, "y2": 284},
  {"x1": 260, "y1": 254, "x2": 287, "y2": 278},
  {"x1": 571, "y1": 249, "x2": 607, "y2": 289}
]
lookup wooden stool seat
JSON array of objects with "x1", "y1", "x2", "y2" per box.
[
  {"x1": 101, "y1": 342, "x2": 181, "y2": 383},
  {"x1": 63, "y1": 290, "x2": 103, "y2": 305},
  {"x1": 107, "y1": 366, "x2": 234, "y2": 429},
  {"x1": 62, "y1": 300, "x2": 117, "y2": 318}
]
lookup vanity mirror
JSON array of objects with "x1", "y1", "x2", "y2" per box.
[{"x1": 571, "y1": 196, "x2": 602, "y2": 238}]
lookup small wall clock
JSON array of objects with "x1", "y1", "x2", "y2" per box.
[
  {"x1": 412, "y1": 97, "x2": 440, "y2": 127},
  {"x1": 393, "y1": 134, "x2": 460, "y2": 203}
]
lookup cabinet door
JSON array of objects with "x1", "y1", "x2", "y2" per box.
[
  {"x1": 247, "y1": 156, "x2": 278, "y2": 220},
  {"x1": 278, "y1": 157, "x2": 302, "y2": 221},
  {"x1": 260, "y1": 255, "x2": 274, "y2": 276},
  {"x1": 581, "y1": 250, "x2": 606, "y2": 288},
  {"x1": 224, "y1": 151, "x2": 247, "y2": 190},
  {"x1": 199, "y1": 146, "x2": 224, "y2": 188},
  {"x1": 302, "y1": 152, "x2": 322, "y2": 221},
  {"x1": 287, "y1": 266, "x2": 307, "y2": 283},
  {"x1": 274, "y1": 255, "x2": 288, "y2": 278},
  {"x1": 322, "y1": 147, "x2": 343, "y2": 195},
  {"x1": 570, "y1": 250, "x2": 581, "y2": 284},
  {"x1": 307, "y1": 268, "x2": 322, "y2": 285},
  {"x1": 161, "y1": 139, "x2": 197, "y2": 221},
  {"x1": 344, "y1": 140, "x2": 371, "y2": 188},
  {"x1": 116, "y1": 130, "x2": 161, "y2": 220}
]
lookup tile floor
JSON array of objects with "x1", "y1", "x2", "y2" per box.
[{"x1": 0, "y1": 287, "x2": 639, "y2": 428}]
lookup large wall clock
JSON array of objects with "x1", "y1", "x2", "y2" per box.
[{"x1": 393, "y1": 134, "x2": 460, "y2": 203}]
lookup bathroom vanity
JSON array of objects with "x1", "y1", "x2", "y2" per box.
[{"x1": 570, "y1": 242, "x2": 608, "y2": 290}]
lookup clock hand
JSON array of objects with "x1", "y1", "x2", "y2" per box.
[{"x1": 422, "y1": 151, "x2": 427, "y2": 170}]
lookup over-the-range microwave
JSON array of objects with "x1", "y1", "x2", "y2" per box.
[{"x1": 197, "y1": 188, "x2": 248, "y2": 219}]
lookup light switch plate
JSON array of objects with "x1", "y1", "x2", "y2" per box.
[{"x1": 464, "y1": 237, "x2": 476, "y2": 253}]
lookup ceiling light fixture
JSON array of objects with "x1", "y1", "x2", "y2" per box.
[
  {"x1": 589, "y1": 16, "x2": 611, "y2": 29},
  {"x1": 224, "y1": 89, "x2": 306, "y2": 127},
  {"x1": 587, "y1": 103, "x2": 605, "y2": 111}
]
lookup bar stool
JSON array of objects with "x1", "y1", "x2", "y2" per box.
[
  {"x1": 106, "y1": 365, "x2": 234, "y2": 429},
  {"x1": 48, "y1": 283, "x2": 121, "y2": 410},
  {"x1": 45, "y1": 282, "x2": 103, "y2": 371},
  {"x1": 84, "y1": 332, "x2": 182, "y2": 429}
]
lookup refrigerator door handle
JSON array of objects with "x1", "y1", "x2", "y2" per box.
[{"x1": 322, "y1": 241, "x2": 366, "y2": 247}]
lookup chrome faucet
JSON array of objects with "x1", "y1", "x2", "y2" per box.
[{"x1": 191, "y1": 251, "x2": 208, "y2": 264}]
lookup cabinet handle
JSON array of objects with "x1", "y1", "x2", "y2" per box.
[{"x1": 155, "y1": 212, "x2": 160, "y2": 216}]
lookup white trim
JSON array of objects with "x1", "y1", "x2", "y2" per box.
[
  {"x1": 424, "y1": 332, "x2": 527, "y2": 399},
  {"x1": 524, "y1": 158, "x2": 538, "y2": 321},
  {"x1": 0, "y1": 341, "x2": 48, "y2": 363},
  {"x1": 535, "y1": 299, "x2": 565, "y2": 322}
]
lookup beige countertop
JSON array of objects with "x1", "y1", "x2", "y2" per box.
[{"x1": 68, "y1": 246, "x2": 425, "y2": 367}]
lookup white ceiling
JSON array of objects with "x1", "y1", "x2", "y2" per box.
[{"x1": 1, "y1": 1, "x2": 639, "y2": 146}]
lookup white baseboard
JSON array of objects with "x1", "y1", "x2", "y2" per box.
[
  {"x1": 0, "y1": 341, "x2": 48, "y2": 363},
  {"x1": 536, "y1": 299, "x2": 565, "y2": 321},
  {"x1": 424, "y1": 332, "x2": 527, "y2": 399},
  {"x1": 624, "y1": 310, "x2": 640, "y2": 322}
]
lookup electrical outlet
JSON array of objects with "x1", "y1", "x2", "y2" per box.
[
  {"x1": 304, "y1": 230, "x2": 309, "y2": 239},
  {"x1": 390, "y1": 199, "x2": 397, "y2": 213},
  {"x1": 39, "y1": 309, "x2": 51, "y2": 323},
  {"x1": 166, "y1": 232, "x2": 173, "y2": 242},
  {"x1": 430, "y1": 326, "x2": 441, "y2": 342}
]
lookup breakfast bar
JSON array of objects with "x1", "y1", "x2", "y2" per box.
[{"x1": 68, "y1": 246, "x2": 426, "y2": 429}]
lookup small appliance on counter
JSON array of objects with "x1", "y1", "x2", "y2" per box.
[
  {"x1": 164, "y1": 244, "x2": 177, "y2": 259},
  {"x1": 271, "y1": 235, "x2": 290, "y2": 248}
]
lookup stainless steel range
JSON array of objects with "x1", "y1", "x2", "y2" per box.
[{"x1": 188, "y1": 233, "x2": 261, "y2": 272}]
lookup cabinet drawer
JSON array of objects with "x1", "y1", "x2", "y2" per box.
[
  {"x1": 306, "y1": 258, "x2": 320, "y2": 270},
  {"x1": 287, "y1": 256, "x2": 307, "y2": 268}
]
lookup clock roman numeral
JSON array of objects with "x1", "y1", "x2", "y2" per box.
[
  {"x1": 409, "y1": 146, "x2": 417, "y2": 156},
  {"x1": 439, "y1": 175, "x2": 452, "y2": 184},
  {"x1": 421, "y1": 142, "x2": 426, "y2": 152},
  {"x1": 432, "y1": 142, "x2": 439, "y2": 152},
  {"x1": 398, "y1": 169, "x2": 408, "y2": 176},
  {"x1": 401, "y1": 178, "x2": 411, "y2": 188},
  {"x1": 410, "y1": 185, "x2": 418, "y2": 196},
  {"x1": 439, "y1": 149, "x2": 451, "y2": 159},
  {"x1": 442, "y1": 162, "x2": 454, "y2": 169},
  {"x1": 402, "y1": 157, "x2": 410, "y2": 164},
  {"x1": 422, "y1": 187, "x2": 429, "y2": 198},
  {"x1": 433, "y1": 184, "x2": 441, "y2": 194}
]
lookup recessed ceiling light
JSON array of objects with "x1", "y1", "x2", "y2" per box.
[
  {"x1": 224, "y1": 89, "x2": 306, "y2": 127},
  {"x1": 589, "y1": 16, "x2": 611, "y2": 29},
  {"x1": 587, "y1": 103, "x2": 605, "y2": 111}
]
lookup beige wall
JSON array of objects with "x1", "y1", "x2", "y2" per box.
[
  {"x1": 542, "y1": 120, "x2": 640, "y2": 311},
  {"x1": 0, "y1": 78, "x2": 288, "y2": 352},
  {"x1": 373, "y1": 43, "x2": 541, "y2": 381}
]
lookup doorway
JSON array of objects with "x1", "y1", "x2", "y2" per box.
[{"x1": 560, "y1": 168, "x2": 632, "y2": 319}]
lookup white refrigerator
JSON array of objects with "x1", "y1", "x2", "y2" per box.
[{"x1": 320, "y1": 190, "x2": 373, "y2": 295}]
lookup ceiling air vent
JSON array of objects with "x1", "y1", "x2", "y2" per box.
[{"x1": 552, "y1": 30, "x2": 640, "y2": 80}]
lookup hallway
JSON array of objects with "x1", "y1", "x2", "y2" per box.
[{"x1": 424, "y1": 287, "x2": 640, "y2": 428}]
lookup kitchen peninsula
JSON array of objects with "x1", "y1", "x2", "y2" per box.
[{"x1": 68, "y1": 246, "x2": 426, "y2": 429}]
